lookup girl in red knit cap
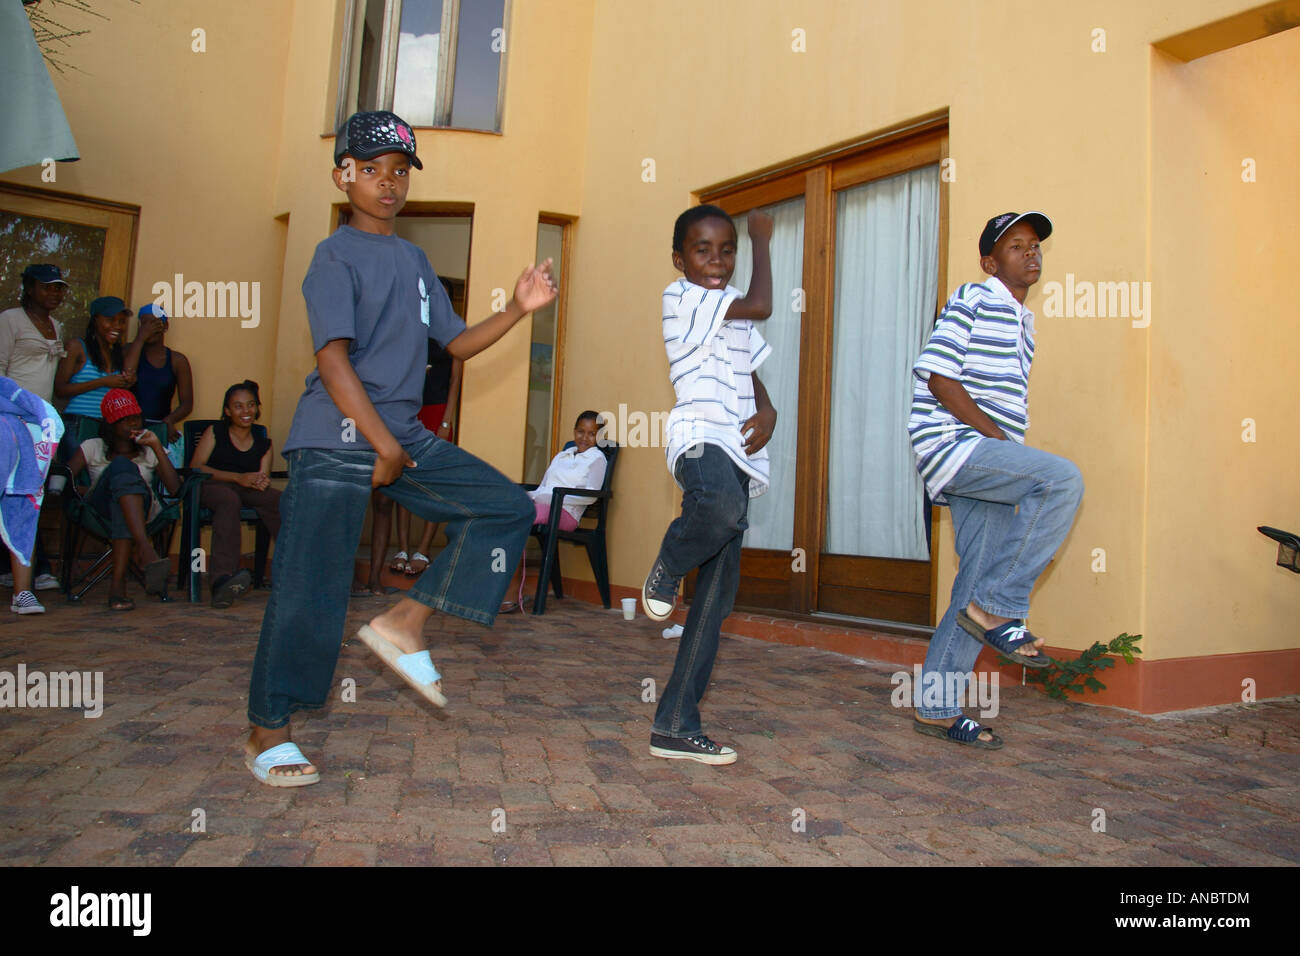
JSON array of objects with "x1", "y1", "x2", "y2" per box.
[{"x1": 65, "y1": 388, "x2": 180, "y2": 610}]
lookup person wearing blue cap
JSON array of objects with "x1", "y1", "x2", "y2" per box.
[
  {"x1": 130, "y1": 304, "x2": 193, "y2": 468},
  {"x1": 1, "y1": 264, "x2": 68, "y2": 403},
  {"x1": 55, "y1": 296, "x2": 144, "y2": 438}
]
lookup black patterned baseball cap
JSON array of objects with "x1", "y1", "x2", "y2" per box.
[
  {"x1": 334, "y1": 110, "x2": 423, "y2": 169},
  {"x1": 979, "y1": 211, "x2": 1052, "y2": 256}
]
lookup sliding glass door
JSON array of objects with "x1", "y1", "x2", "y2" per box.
[{"x1": 704, "y1": 125, "x2": 947, "y2": 625}]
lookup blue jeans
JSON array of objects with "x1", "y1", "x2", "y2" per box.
[
  {"x1": 247, "y1": 435, "x2": 533, "y2": 729},
  {"x1": 918, "y1": 438, "x2": 1084, "y2": 720},
  {"x1": 652, "y1": 444, "x2": 750, "y2": 738},
  {"x1": 88, "y1": 456, "x2": 154, "y2": 540}
]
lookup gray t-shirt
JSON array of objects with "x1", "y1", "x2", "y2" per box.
[{"x1": 284, "y1": 225, "x2": 467, "y2": 452}]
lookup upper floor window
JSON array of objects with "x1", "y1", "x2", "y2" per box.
[{"x1": 337, "y1": 0, "x2": 509, "y2": 133}]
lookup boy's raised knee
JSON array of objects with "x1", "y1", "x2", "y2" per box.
[{"x1": 1057, "y1": 459, "x2": 1084, "y2": 501}]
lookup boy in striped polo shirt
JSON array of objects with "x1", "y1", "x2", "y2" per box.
[
  {"x1": 908, "y1": 212, "x2": 1084, "y2": 748},
  {"x1": 641, "y1": 204, "x2": 777, "y2": 765}
]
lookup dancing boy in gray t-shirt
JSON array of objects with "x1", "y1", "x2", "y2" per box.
[{"x1": 244, "y1": 111, "x2": 556, "y2": 786}]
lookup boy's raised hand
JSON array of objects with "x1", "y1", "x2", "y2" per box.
[
  {"x1": 512, "y1": 258, "x2": 559, "y2": 315},
  {"x1": 747, "y1": 209, "x2": 775, "y2": 242}
]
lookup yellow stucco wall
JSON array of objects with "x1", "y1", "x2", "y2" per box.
[
  {"x1": 562, "y1": 0, "x2": 1297, "y2": 660},
  {"x1": 1146, "y1": 27, "x2": 1300, "y2": 658},
  {"x1": 2, "y1": 0, "x2": 294, "y2": 425},
  {"x1": 5, "y1": 0, "x2": 1294, "y2": 662},
  {"x1": 266, "y1": 0, "x2": 595, "y2": 478}
]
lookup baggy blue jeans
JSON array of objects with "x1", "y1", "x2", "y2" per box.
[
  {"x1": 652, "y1": 444, "x2": 750, "y2": 738},
  {"x1": 247, "y1": 435, "x2": 533, "y2": 729},
  {"x1": 918, "y1": 438, "x2": 1084, "y2": 720}
]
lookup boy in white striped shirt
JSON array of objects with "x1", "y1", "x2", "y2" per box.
[
  {"x1": 642, "y1": 205, "x2": 777, "y2": 765},
  {"x1": 908, "y1": 211, "x2": 1084, "y2": 749}
]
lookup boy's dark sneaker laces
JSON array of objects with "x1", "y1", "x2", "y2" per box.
[
  {"x1": 650, "y1": 732, "x2": 737, "y2": 765},
  {"x1": 642, "y1": 557, "x2": 679, "y2": 622}
]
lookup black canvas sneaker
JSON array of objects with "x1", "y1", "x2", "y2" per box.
[
  {"x1": 650, "y1": 732, "x2": 737, "y2": 765},
  {"x1": 641, "y1": 557, "x2": 680, "y2": 622}
]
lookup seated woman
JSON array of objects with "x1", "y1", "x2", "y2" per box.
[
  {"x1": 528, "y1": 410, "x2": 607, "y2": 530},
  {"x1": 66, "y1": 390, "x2": 178, "y2": 611},
  {"x1": 190, "y1": 380, "x2": 281, "y2": 608},
  {"x1": 501, "y1": 411, "x2": 607, "y2": 613}
]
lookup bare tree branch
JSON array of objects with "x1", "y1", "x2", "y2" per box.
[{"x1": 23, "y1": 0, "x2": 140, "y2": 75}]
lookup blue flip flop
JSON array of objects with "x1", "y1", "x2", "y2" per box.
[
  {"x1": 356, "y1": 625, "x2": 448, "y2": 708},
  {"x1": 957, "y1": 610, "x2": 1054, "y2": 669},
  {"x1": 245, "y1": 741, "x2": 320, "y2": 787}
]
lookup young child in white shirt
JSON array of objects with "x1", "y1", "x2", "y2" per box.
[
  {"x1": 641, "y1": 205, "x2": 777, "y2": 766},
  {"x1": 528, "y1": 410, "x2": 607, "y2": 531}
]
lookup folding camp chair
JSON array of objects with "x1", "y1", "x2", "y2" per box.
[{"x1": 54, "y1": 417, "x2": 200, "y2": 602}]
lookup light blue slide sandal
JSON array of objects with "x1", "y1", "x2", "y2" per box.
[
  {"x1": 356, "y1": 624, "x2": 448, "y2": 708},
  {"x1": 245, "y1": 741, "x2": 320, "y2": 787}
]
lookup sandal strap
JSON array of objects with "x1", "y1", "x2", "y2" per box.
[
  {"x1": 396, "y1": 650, "x2": 442, "y2": 684},
  {"x1": 253, "y1": 741, "x2": 312, "y2": 772},
  {"x1": 410, "y1": 552, "x2": 430, "y2": 563},
  {"x1": 986, "y1": 621, "x2": 1037, "y2": 654},
  {"x1": 948, "y1": 716, "x2": 991, "y2": 742}
]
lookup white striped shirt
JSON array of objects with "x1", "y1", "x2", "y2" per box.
[
  {"x1": 908, "y1": 275, "x2": 1035, "y2": 502},
  {"x1": 661, "y1": 279, "x2": 772, "y2": 497}
]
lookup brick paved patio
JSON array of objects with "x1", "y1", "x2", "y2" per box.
[{"x1": 1, "y1": 589, "x2": 1297, "y2": 866}]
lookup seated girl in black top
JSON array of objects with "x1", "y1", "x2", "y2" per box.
[{"x1": 190, "y1": 380, "x2": 281, "y2": 608}]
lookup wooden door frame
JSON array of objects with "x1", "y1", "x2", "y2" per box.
[
  {"x1": 0, "y1": 183, "x2": 140, "y2": 301},
  {"x1": 536, "y1": 214, "x2": 573, "y2": 468}
]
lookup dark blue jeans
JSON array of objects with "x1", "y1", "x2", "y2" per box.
[
  {"x1": 652, "y1": 443, "x2": 750, "y2": 738},
  {"x1": 88, "y1": 455, "x2": 154, "y2": 540},
  {"x1": 247, "y1": 435, "x2": 533, "y2": 729}
]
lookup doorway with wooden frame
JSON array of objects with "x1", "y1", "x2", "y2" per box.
[{"x1": 694, "y1": 116, "x2": 949, "y2": 629}]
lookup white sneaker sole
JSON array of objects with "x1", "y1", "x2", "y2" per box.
[
  {"x1": 649, "y1": 743, "x2": 737, "y2": 766},
  {"x1": 641, "y1": 579, "x2": 675, "y2": 623}
]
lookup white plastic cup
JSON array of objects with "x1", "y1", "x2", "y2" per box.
[
  {"x1": 47, "y1": 474, "x2": 67, "y2": 495},
  {"x1": 621, "y1": 598, "x2": 636, "y2": 621}
]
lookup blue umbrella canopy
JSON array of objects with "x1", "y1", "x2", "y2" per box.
[{"x1": 0, "y1": 0, "x2": 80, "y2": 174}]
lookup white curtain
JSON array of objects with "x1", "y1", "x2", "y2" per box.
[
  {"x1": 730, "y1": 197, "x2": 804, "y2": 551},
  {"x1": 825, "y1": 166, "x2": 939, "y2": 560}
]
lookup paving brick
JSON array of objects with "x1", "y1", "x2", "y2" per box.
[
  {"x1": 549, "y1": 845, "x2": 611, "y2": 865},
  {"x1": 3, "y1": 592, "x2": 1296, "y2": 867},
  {"x1": 309, "y1": 842, "x2": 379, "y2": 866}
]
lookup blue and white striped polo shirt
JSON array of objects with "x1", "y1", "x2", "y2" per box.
[
  {"x1": 661, "y1": 278, "x2": 772, "y2": 498},
  {"x1": 908, "y1": 275, "x2": 1035, "y2": 503}
]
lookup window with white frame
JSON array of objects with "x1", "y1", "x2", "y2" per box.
[{"x1": 336, "y1": 0, "x2": 509, "y2": 132}]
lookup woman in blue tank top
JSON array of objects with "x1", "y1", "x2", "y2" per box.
[{"x1": 55, "y1": 296, "x2": 143, "y2": 427}]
